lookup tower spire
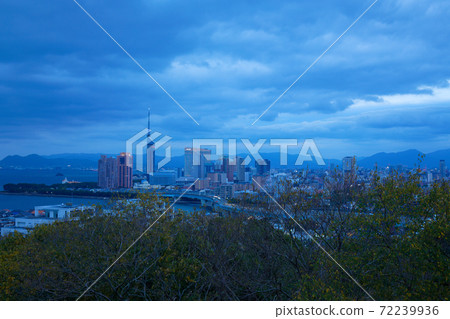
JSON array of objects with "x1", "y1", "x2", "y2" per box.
[
  {"x1": 146, "y1": 107, "x2": 156, "y2": 176},
  {"x1": 147, "y1": 107, "x2": 150, "y2": 137}
]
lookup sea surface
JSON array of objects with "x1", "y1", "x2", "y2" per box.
[
  {"x1": 0, "y1": 194, "x2": 106, "y2": 210},
  {"x1": 0, "y1": 169, "x2": 202, "y2": 212},
  {"x1": 0, "y1": 194, "x2": 201, "y2": 212}
]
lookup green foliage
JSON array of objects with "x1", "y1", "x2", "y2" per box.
[{"x1": 0, "y1": 173, "x2": 448, "y2": 301}]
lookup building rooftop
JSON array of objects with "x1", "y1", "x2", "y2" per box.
[{"x1": 34, "y1": 203, "x2": 78, "y2": 209}]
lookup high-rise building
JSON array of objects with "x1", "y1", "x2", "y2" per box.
[
  {"x1": 440, "y1": 160, "x2": 446, "y2": 180},
  {"x1": 184, "y1": 147, "x2": 211, "y2": 178},
  {"x1": 255, "y1": 158, "x2": 270, "y2": 176},
  {"x1": 236, "y1": 156, "x2": 246, "y2": 182},
  {"x1": 221, "y1": 156, "x2": 236, "y2": 182},
  {"x1": 98, "y1": 155, "x2": 118, "y2": 189},
  {"x1": 200, "y1": 149, "x2": 211, "y2": 179},
  {"x1": 204, "y1": 161, "x2": 214, "y2": 178},
  {"x1": 118, "y1": 152, "x2": 133, "y2": 188},
  {"x1": 342, "y1": 156, "x2": 356, "y2": 173},
  {"x1": 184, "y1": 147, "x2": 194, "y2": 177},
  {"x1": 146, "y1": 108, "x2": 156, "y2": 176}
]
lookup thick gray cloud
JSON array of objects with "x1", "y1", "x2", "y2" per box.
[{"x1": 0, "y1": 0, "x2": 449, "y2": 158}]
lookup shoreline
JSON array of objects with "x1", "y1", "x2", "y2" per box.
[{"x1": 0, "y1": 192, "x2": 110, "y2": 200}]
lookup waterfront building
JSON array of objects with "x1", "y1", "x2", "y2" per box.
[
  {"x1": 133, "y1": 180, "x2": 153, "y2": 190},
  {"x1": 148, "y1": 170, "x2": 177, "y2": 186},
  {"x1": 1, "y1": 203, "x2": 84, "y2": 236},
  {"x1": 118, "y1": 152, "x2": 133, "y2": 188},
  {"x1": 176, "y1": 176, "x2": 197, "y2": 188},
  {"x1": 62, "y1": 178, "x2": 80, "y2": 184},
  {"x1": 98, "y1": 155, "x2": 118, "y2": 189},
  {"x1": 98, "y1": 153, "x2": 133, "y2": 189}
]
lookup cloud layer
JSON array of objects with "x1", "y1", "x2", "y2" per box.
[{"x1": 1, "y1": 0, "x2": 449, "y2": 158}]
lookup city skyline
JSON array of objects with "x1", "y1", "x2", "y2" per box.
[
  {"x1": 1, "y1": 0, "x2": 450, "y2": 159},
  {"x1": 1, "y1": 0, "x2": 449, "y2": 306}
]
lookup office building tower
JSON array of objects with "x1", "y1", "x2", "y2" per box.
[
  {"x1": 184, "y1": 147, "x2": 211, "y2": 178},
  {"x1": 236, "y1": 156, "x2": 246, "y2": 182},
  {"x1": 199, "y1": 148, "x2": 211, "y2": 179},
  {"x1": 146, "y1": 108, "x2": 156, "y2": 176},
  {"x1": 221, "y1": 155, "x2": 229, "y2": 174},
  {"x1": 244, "y1": 171, "x2": 251, "y2": 183},
  {"x1": 221, "y1": 156, "x2": 236, "y2": 182},
  {"x1": 176, "y1": 167, "x2": 183, "y2": 178},
  {"x1": 184, "y1": 147, "x2": 194, "y2": 177},
  {"x1": 342, "y1": 156, "x2": 356, "y2": 173},
  {"x1": 204, "y1": 161, "x2": 214, "y2": 178},
  {"x1": 255, "y1": 158, "x2": 271, "y2": 176},
  {"x1": 98, "y1": 155, "x2": 118, "y2": 189},
  {"x1": 118, "y1": 152, "x2": 133, "y2": 188}
]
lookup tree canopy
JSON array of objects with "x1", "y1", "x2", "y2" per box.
[{"x1": 0, "y1": 172, "x2": 448, "y2": 300}]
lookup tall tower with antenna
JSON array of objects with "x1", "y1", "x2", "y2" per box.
[{"x1": 146, "y1": 108, "x2": 156, "y2": 176}]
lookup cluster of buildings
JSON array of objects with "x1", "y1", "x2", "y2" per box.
[
  {"x1": 101, "y1": 146, "x2": 272, "y2": 200},
  {"x1": 97, "y1": 111, "x2": 272, "y2": 198},
  {"x1": 98, "y1": 140, "x2": 448, "y2": 199},
  {"x1": 98, "y1": 152, "x2": 133, "y2": 189},
  {"x1": 1, "y1": 204, "x2": 84, "y2": 236},
  {"x1": 286, "y1": 157, "x2": 449, "y2": 191},
  {"x1": 96, "y1": 112, "x2": 448, "y2": 197},
  {"x1": 418, "y1": 159, "x2": 448, "y2": 186},
  {"x1": 2, "y1": 153, "x2": 447, "y2": 237},
  {"x1": 179, "y1": 147, "x2": 271, "y2": 198},
  {"x1": 95, "y1": 112, "x2": 448, "y2": 197}
]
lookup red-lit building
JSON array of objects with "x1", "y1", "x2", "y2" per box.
[
  {"x1": 117, "y1": 152, "x2": 133, "y2": 189},
  {"x1": 98, "y1": 153, "x2": 133, "y2": 189}
]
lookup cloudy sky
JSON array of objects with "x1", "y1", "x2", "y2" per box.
[{"x1": 1, "y1": 0, "x2": 449, "y2": 159}]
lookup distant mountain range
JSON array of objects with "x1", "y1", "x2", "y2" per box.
[
  {"x1": 0, "y1": 154, "x2": 101, "y2": 169},
  {"x1": 1, "y1": 149, "x2": 449, "y2": 170},
  {"x1": 357, "y1": 149, "x2": 450, "y2": 169}
]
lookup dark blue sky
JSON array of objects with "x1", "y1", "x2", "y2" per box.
[{"x1": 1, "y1": 0, "x2": 449, "y2": 159}]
